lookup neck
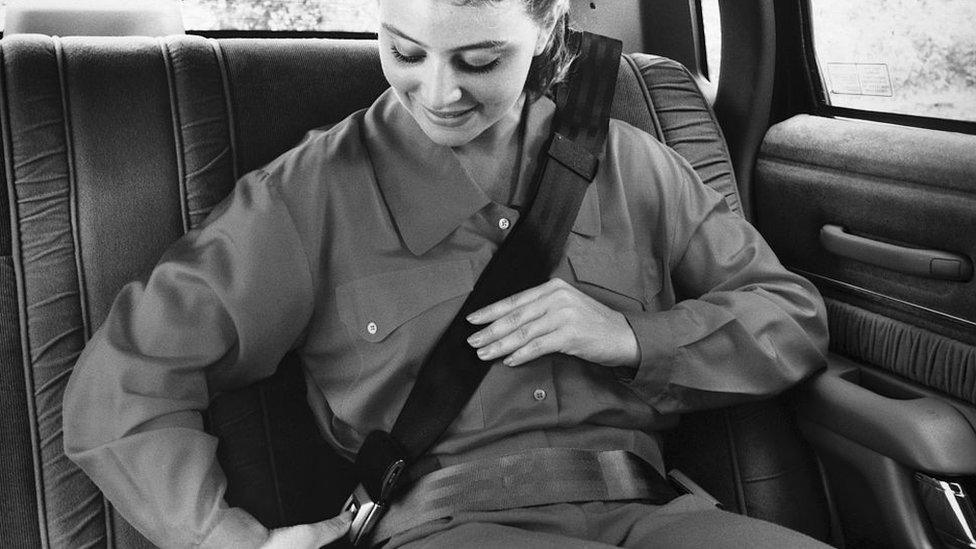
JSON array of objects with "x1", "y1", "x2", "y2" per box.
[
  {"x1": 451, "y1": 95, "x2": 528, "y2": 204},
  {"x1": 453, "y1": 94, "x2": 526, "y2": 159}
]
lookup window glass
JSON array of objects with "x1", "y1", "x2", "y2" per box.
[
  {"x1": 0, "y1": 1, "x2": 378, "y2": 33},
  {"x1": 699, "y1": 0, "x2": 721, "y2": 82},
  {"x1": 181, "y1": 0, "x2": 377, "y2": 32},
  {"x1": 809, "y1": 0, "x2": 976, "y2": 123}
]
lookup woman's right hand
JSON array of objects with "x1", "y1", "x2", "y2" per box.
[{"x1": 260, "y1": 511, "x2": 353, "y2": 549}]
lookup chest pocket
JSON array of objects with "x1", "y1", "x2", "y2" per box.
[
  {"x1": 568, "y1": 248, "x2": 660, "y2": 312},
  {"x1": 335, "y1": 260, "x2": 475, "y2": 343}
]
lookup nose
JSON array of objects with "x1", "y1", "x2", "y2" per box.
[{"x1": 422, "y1": 60, "x2": 463, "y2": 109}]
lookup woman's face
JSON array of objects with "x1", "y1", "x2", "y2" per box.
[{"x1": 378, "y1": 0, "x2": 550, "y2": 148}]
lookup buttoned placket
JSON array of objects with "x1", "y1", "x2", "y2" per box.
[
  {"x1": 481, "y1": 202, "x2": 521, "y2": 245},
  {"x1": 469, "y1": 200, "x2": 560, "y2": 426},
  {"x1": 526, "y1": 361, "x2": 557, "y2": 420}
]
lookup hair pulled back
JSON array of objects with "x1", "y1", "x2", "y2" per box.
[{"x1": 453, "y1": 0, "x2": 575, "y2": 98}]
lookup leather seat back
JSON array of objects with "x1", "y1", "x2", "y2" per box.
[{"x1": 0, "y1": 34, "x2": 829, "y2": 547}]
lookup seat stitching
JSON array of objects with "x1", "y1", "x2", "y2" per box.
[
  {"x1": 159, "y1": 38, "x2": 190, "y2": 234},
  {"x1": 0, "y1": 39, "x2": 52, "y2": 549},
  {"x1": 258, "y1": 386, "x2": 288, "y2": 523},
  {"x1": 723, "y1": 409, "x2": 748, "y2": 515},
  {"x1": 209, "y1": 39, "x2": 239, "y2": 182}
]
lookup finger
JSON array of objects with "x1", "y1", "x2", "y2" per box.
[
  {"x1": 313, "y1": 511, "x2": 353, "y2": 546},
  {"x1": 468, "y1": 300, "x2": 547, "y2": 350},
  {"x1": 466, "y1": 279, "x2": 565, "y2": 324},
  {"x1": 474, "y1": 313, "x2": 558, "y2": 361},
  {"x1": 503, "y1": 330, "x2": 564, "y2": 367}
]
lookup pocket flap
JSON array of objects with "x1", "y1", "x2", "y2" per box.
[
  {"x1": 568, "y1": 249, "x2": 660, "y2": 304},
  {"x1": 336, "y1": 260, "x2": 474, "y2": 342}
]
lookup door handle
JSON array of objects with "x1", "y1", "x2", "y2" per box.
[{"x1": 820, "y1": 224, "x2": 973, "y2": 281}]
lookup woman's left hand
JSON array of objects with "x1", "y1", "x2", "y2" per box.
[{"x1": 466, "y1": 278, "x2": 640, "y2": 368}]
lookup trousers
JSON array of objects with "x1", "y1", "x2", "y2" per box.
[{"x1": 381, "y1": 494, "x2": 832, "y2": 548}]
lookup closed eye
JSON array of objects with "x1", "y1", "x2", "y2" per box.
[
  {"x1": 390, "y1": 45, "x2": 423, "y2": 64},
  {"x1": 458, "y1": 58, "x2": 500, "y2": 74},
  {"x1": 390, "y1": 44, "x2": 501, "y2": 75}
]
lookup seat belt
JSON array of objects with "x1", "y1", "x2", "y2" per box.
[{"x1": 344, "y1": 32, "x2": 625, "y2": 546}]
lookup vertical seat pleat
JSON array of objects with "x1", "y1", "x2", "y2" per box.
[
  {"x1": 3, "y1": 34, "x2": 105, "y2": 549},
  {"x1": 163, "y1": 36, "x2": 236, "y2": 231}
]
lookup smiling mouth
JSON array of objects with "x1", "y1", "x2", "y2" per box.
[{"x1": 423, "y1": 105, "x2": 477, "y2": 125}]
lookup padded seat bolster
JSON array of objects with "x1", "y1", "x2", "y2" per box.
[{"x1": 618, "y1": 55, "x2": 740, "y2": 214}]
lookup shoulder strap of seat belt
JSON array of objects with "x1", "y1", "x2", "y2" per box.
[{"x1": 346, "y1": 31, "x2": 623, "y2": 545}]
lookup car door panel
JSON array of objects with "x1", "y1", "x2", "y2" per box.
[{"x1": 755, "y1": 114, "x2": 976, "y2": 548}]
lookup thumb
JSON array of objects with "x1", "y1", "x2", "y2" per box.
[{"x1": 312, "y1": 510, "x2": 354, "y2": 546}]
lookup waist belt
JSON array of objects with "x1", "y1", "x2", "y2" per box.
[{"x1": 369, "y1": 448, "x2": 678, "y2": 543}]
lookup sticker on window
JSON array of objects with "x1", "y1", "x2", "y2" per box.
[{"x1": 826, "y1": 63, "x2": 893, "y2": 97}]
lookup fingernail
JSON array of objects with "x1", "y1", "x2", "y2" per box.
[
  {"x1": 467, "y1": 335, "x2": 481, "y2": 346},
  {"x1": 503, "y1": 357, "x2": 515, "y2": 367},
  {"x1": 466, "y1": 311, "x2": 482, "y2": 323},
  {"x1": 477, "y1": 348, "x2": 490, "y2": 359}
]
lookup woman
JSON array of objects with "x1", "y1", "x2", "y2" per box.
[{"x1": 63, "y1": 0, "x2": 830, "y2": 547}]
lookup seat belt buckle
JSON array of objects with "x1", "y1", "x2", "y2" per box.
[
  {"x1": 345, "y1": 457, "x2": 406, "y2": 545},
  {"x1": 343, "y1": 483, "x2": 387, "y2": 546}
]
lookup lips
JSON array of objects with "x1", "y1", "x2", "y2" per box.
[{"x1": 422, "y1": 104, "x2": 477, "y2": 127}]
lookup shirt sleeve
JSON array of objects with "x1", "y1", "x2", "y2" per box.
[
  {"x1": 620, "y1": 152, "x2": 828, "y2": 414},
  {"x1": 62, "y1": 169, "x2": 316, "y2": 548}
]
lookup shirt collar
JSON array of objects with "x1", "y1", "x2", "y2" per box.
[{"x1": 363, "y1": 89, "x2": 600, "y2": 256}]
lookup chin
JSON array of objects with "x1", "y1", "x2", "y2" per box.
[{"x1": 417, "y1": 121, "x2": 481, "y2": 148}]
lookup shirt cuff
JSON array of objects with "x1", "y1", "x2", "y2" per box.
[
  {"x1": 199, "y1": 507, "x2": 269, "y2": 549},
  {"x1": 621, "y1": 309, "x2": 680, "y2": 400}
]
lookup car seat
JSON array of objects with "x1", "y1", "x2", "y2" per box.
[{"x1": 0, "y1": 34, "x2": 831, "y2": 547}]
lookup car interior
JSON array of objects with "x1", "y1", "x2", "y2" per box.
[{"x1": 0, "y1": 1, "x2": 973, "y2": 548}]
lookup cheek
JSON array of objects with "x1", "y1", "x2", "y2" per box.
[
  {"x1": 381, "y1": 61, "x2": 416, "y2": 97},
  {"x1": 473, "y1": 61, "x2": 534, "y2": 105}
]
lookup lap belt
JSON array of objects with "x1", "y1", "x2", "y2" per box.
[{"x1": 371, "y1": 448, "x2": 678, "y2": 542}]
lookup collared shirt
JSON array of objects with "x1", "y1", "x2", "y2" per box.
[{"x1": 63, "y1": 89, "x2": 828, "y2": 548}]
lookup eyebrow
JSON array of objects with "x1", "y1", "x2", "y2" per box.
[{"x1": 381, "y1": 23, "x2": 507, "y2": 51}]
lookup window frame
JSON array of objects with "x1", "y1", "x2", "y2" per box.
[
  {"x1": 798, "y1": 0, "x2": 976, "y2": 135},
  {"x1": 188, "y1": 30, "x2": 376, "y2": 40},
  {"x1": 693, "y1": 0, "x2": 711, "y2": 81}
]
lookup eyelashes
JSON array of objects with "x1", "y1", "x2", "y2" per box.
[
  {"x1": 389, "y1": 46, "x2": 501, "y2": 74},
  {"x1": 461, "y1": 58, "x2": 501, "y2": 74},
  {"x1": 390, "y1": 45, "x2": 423, "y2": 64}
]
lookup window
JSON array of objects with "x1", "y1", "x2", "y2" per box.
[
  {"x1": 699, "y1": 0, "x2": 721, "y2": 83},
  {"x1": 181, "y1": 0, "x2": 377, "y2": 32},
  {"x1": 808, "y1": 0, "x2": 976, "y2": 123},
  {"x1": 0, "y1": 1, "x2": 379, "y2": 33}
]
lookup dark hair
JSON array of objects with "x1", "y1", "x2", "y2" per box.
[{"x1": 453, "y1": 0, "x2": 576, "y2": 98}]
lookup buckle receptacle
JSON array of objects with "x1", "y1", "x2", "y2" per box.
[
  {"x1": 344, "y1": 457, "x2": 406, "y2": 546},
  {"x1": 343, "y1": 483, "x2": 386, "y2": 546}
]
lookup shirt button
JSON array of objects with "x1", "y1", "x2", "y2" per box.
[
  {"x1": 498, "y1": 218, "x2": 510, "y2": 230},
  {"x1": 366, "y1": 322, "x2": 377, "y2": 335},
  {"x1": 533, "y1": 389, "x2": 547, "y2": 401}
]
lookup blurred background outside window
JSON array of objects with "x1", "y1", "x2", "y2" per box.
[
  {"x1": 810, "y1": 0, "x2": 976, "y2": 122},
  {"x1": 700, "y1": 0, "x2": 721, "y2": 83},
  {"x1": 180, "y1": 0, "x2": 377, "y2": 32}
]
